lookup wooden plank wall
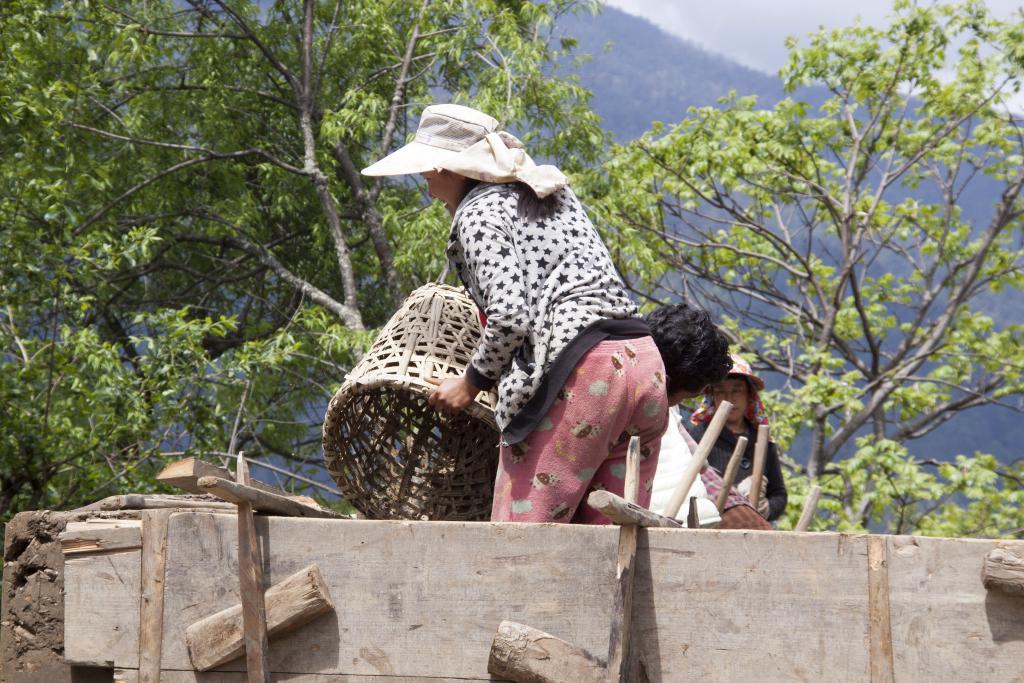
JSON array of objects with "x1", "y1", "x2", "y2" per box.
[{"x1": 63, "y1": 512, "x2": 1024, "y2": 681}]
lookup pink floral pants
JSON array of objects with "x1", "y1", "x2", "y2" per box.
[{"x1": 491, "y1": 336, "x2": 668, "y2": 524}]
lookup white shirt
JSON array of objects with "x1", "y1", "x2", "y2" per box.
[{"x1": 649, "y1": 408, "x2": 721, "y2": 527}]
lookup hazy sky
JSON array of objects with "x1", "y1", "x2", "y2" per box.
[{"x1": 604, "y1": 1, "x2": 1024, "y2": 74}]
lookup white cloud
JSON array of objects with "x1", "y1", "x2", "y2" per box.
[{"x1": 604, "y1": 0, "x2": 1024, "y2": 74}]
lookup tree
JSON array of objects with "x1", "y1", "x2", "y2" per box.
[
  {"x1": 593, "y1": 0, "x2": 1024, "y2": 535},
  {"x1": 0, "y1": 0, "x2": 603, "y2": 520}
]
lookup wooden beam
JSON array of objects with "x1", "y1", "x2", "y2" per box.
[
  {"x1": 74, "y1": 493, "x2": 236, "y2": 512},
  {"x1": 981, "y1": 547, "x2": 1024, "y2": 595},
  {"x1": 664, "y1": 401, "x2": 732, "y2": 519},
  {"x1": 586, "y1": 491, "x2": 681, "y2": 528},
  {"x1": 748, "y1": 424, "x2": 769, "y2": 510},
  {"x1": 158, "y1": 456, "x2": 319, "y2": 506},
  {"x1": 488, "y1": 620, "x2": 606, "y2": 683},
  {"x1": 715, "y1": 436, "x2": 748, "y2": 512},
  {"x1": 60, "y1": 523, "x2": 142, "y2": 555},
  {"x1": 186, "y1": 563, "x2": 334, "y2": 671},
  {"x1": 795, "y1": 485, "x2": 822, "y2": 532},
  {"x1": 606, "y1": 437, "x2": 641, "y2": 682},
  {"x1": 139, "y1": 510, "x2": 172, "y2": 683},
  {"x1": 197, "y1": 476, "x2": 341, "y2": 518},
  {"x1": 235, "y1": 454, "x2": 271, "y2": 683}
]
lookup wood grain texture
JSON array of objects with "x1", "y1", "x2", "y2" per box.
[
  {"x1": 488, "y1": 620, "x2": 606, "y2": 683},
  {"x1": 867, "y1": 535, "x2": 895, "y2": 683},
  {"x1": 586, "y1": 490, "x2": 681, "y2": 528},
  {"x1": 64, "y1": 512, "x2": 1024, "y2": 681},
  {"x1": 60, "y1": 520, "x2": 142, "y2": 555},
  {"x1": 664, "y1": 401, "x2": 732, "y2": 519},
  {"x1": 886, "y1": 535, "x2": 1024, "y2": 683},
  {"x1": 115, "y1": 669, "x2": 493, "y2": 682},
  {"x1": 138, "y1": 510, "x2": 172, "y2": 683},
  {"x1": 186, "y1": 564, "x2": 334, "y2": 670}
]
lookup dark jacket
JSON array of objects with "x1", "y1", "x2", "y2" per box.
[{"x1": 688, "y1": 420, "x2": 788, "y2": 522}]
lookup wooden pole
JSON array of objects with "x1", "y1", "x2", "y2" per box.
[
  {"x1": 664, "y1": 401, "x2": 733, "y2": 519},
  {"x1": 795, "y1": 485, "x2": 822, "y2": 532},
  {"x1": 235, "y1": 453, "x2": 271, "y2": 683},
  {"x1": 714, "y1": 436, "x2": 748, "y2": 513},
  {"x1": 748, "y1": 424, "x2": 770, "y2": 512},
  {"x1": 606, "y1": 436, "x2": 642, "y2": 682},
  {"x1": 197, "y1": 476, "x2": 340, "y2": 518}
]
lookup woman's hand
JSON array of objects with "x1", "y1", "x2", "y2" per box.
[{"x1": 425, "y1": 375, "x2": 479, "y2": 415}]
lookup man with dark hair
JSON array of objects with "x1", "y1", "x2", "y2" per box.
[
  {"x1": 645, "y1": 303, "x2": 772, "y2": 530},
  {"x1": 644, "y1": 303, "x2": 733, "y2": 403}
]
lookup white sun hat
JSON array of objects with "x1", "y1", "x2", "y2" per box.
[
  {"x1": 361, "y1": 104, "x2": 499, "y2": 176},
  {"x1": 362, "y1": 103, "x2": 568, "y2": 198}
]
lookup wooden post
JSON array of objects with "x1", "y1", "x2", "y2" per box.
[
  {"x1": 686, "y1": 497, "x2": 699, "y2": 529},
  {"x1": 138, "y1": 510, "x2": 172, "y2": 683},
  {"x1": 867, "y1": 535, "x2": 895, "y2": 683},
  {"x1": 795, "y1": 485, "x2": 822, "y2": 532},
  {"x1": 748, "y1": 424, "x2": 770, "y2": 511},
  {"x1": 715, "y1": 436, "x2": 748, "y2": 512},
  {"x1": 664, "y1": 401, "x2": 733, "y2": 519},
  {"x1": 606, "y1": 437, "x2": 642, "y2": 682},
  {"x1": 236, "y1": 453, "x2": 271, "y2": 683}
]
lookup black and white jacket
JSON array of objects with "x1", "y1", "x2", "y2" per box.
[{"x1": 446, "y1": 182, "x2": 640, "y2": 441}]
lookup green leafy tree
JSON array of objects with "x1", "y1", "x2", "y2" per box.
[
  {"x1": 0, "y1": 0, "x2": 602, "y2": 520},
  {"x1": 593, "y1": 0, "x2": 1024, "y2": 535}
]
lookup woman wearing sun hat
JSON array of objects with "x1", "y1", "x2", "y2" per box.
[
  {"x1": 689, "y1": 354, "x2": 789, "y2": 523},
  {"x1": 363, "y1": 103, "x2": 668, "y2": 523}
]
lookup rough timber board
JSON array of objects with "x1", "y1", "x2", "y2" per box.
[
  {"x1": 62, "y1": 545, "x2": 142, "y2": 666},
  {"x1": 633, "y1": 529, "x2": 871, "y2": 681},
  {"x1": 114, "y1": 670, "x2": 490, "y2": 682},
  {"x1": 886, "y1": 535, "x2": 1024, "y2": 683},
  {"x1": 159, "y1": 513, "x2": 618, "y2": 677}
]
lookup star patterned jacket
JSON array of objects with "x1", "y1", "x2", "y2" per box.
[{"x1": 446, "y1": 182, "x2": 639, "y2": 441}]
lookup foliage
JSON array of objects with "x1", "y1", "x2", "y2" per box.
[
  {"x1": 595, "y1": 0, "x2": 1024, "y2": 535},
  {"x1": 0, "y1": 0, "x2": 602, "y2": 520}
]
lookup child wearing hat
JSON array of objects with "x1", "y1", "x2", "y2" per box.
[
  {"x1": 689, "y1": 355, "x2": 789, "y2": 523},
  {"x1": 363, "y1": 104, "x2": 667, "y2": 523}
]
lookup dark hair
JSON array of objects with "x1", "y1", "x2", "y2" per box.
[
  {"x1": 515, "y1": 183, "x2": 558, "y2": 222},
  {"x1": 644, "y1": 303, "x2": 733, "y2": 395}
]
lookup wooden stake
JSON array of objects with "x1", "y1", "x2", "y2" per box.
[
  {"x1": 686, "y1": 496, "x2": 699, "y2": 529},
  {"x1": 748, "y1": 424, "x2": 770, "y2": 511},
  {"x1": 795, "y1": 485, "x2": 822, "y2": 532},
  {"x1": 664, "y1": 401, "x2": 733, "y2": 519},
  {"x1": 715, "y1": 436, "x2": 748, "y2": 513},
  {"x1": 236, "y1": 453, "x2": 271, "y2": 683},
  {"x1": 606, "y1": 436, "x2": 642, "y2": 682}
]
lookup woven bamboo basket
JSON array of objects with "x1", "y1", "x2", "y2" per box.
[{"x1": 322, "y1": 283, "x2": 500, "y2": 521}]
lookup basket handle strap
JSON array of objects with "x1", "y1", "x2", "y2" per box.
[{"x1": 435, "y1": 262, "x2": 450, "y2": 283}]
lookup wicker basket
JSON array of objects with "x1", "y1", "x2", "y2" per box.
[{"x1": 322, "y1": 283, "x2": 500, "y2": 521}]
